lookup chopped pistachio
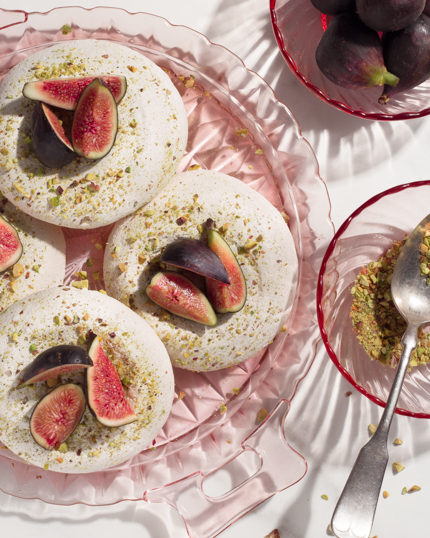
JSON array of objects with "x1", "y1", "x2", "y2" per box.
[
  {"x1": 61, "y1": 24, "x2": 72, "y2": 35},
  {"x1": 368, "y1": 423, "x2": 377, "y2": 435},
  {"x1": 220, "y1": 404, "x2": 227, "y2": 415},
  {"x1": 32, "y1": 265, "x2": 40, "y2": 273},
  {"x1": 94, "y1": 243, "x2": 103, "y2": 251},
  {"x1": 402, "y1": 487, "x2": 408, "y2": 495},
  {"x1": 50, "y1": 196, "x2": 60, "y2": 207},
  {"x1": 58, "y1": 442, "x2": 68, "y2": 453},
  {"x1": 99, "y1": 290, "x2": 107, "y2": 295},
  {"x1": 255, "y1": 148, "x2": 264, "y2": 154},
  {"x1": 393, "y1": 462, "x2": 405, "y2": 473},
  {"x1": 85, "y1": 173, "x2": 96, "y2": 181},
  {"x1": 12, "y1": 263, "x2": 24, "y2": 278},
  {"x1": 72, "y1": 280, "x2": 88, "y2": 289},
  {"x1": 53, "y1": 315, "x2": 60, "y2": 325},
  {"x1": 86, "y1": 258, "x2": 94, "y2": 267},
  {"x1": 408, "y1": 485, "x2": 421, "y2": 493},
  {"x1": 394, "y1": 438, "x2": 403, "y2": 445},
  {"x1": 12, "y1": 332, "x2": 19, "y2": 342},
  {"x1": 93, "y1": 271, "x2": 100, "y2": 281},
  {"x1": 46, "y1": 377, "x2": 58, "y2": 388},
  {"x1": 78, "y1": 270, "x2": 87, "y2": 279},
  {"x1": 125, "y1": 166, "x2": 131, "y2": 173},
  {"x1": 118, "y1": 263, "x2": 126, "y2": 273},
  {"x1": 383, "y1": 491, "x2": 390, "y2": 498},
  {"x1": 29, "y1": 344, "x2": 37, "y2": 352},
  {"x1": 144, "y1": 210, "x2": 155, "y2": 217},
  {"x1": 321, "y1": 494, "x2": 329, "y2": 500},
  {"x1": 235, "y1": 128, "x2": 248, "y2": 137},
  {"x1": 257, "y1": 408, "x2": 268, "y2": 422},
  {"x1": 232, "y1": 388, "x2": 240, "y2": 395},
  {"x1": 127, "y1": 65, "x2": 137, "y2": 73}
]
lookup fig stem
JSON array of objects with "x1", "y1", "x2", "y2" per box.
[
  {"x1": 378, "y1": 93, "x2": 389, "y2": 105},
  {"x1": 381, "y1": 71, "x2": 399, "y2": 88}
]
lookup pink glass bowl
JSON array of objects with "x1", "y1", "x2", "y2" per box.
[
  {"x1": 270, "y1": 0, "x2": 430, "y2": 121},
  {"x1": 317, "y1": 181, "x2": 430, "y2": 418},
  {"x1": 0, "y1": 6, "x2": 333, "y2": 508}
]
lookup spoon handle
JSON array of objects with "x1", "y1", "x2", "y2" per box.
[{"x1": 331, "y1": 325, "x2": 418, "y2": 538}]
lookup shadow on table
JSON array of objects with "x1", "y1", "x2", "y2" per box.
[{"x1": 205, "y1": 0, "x2": 427, "y2": 184}]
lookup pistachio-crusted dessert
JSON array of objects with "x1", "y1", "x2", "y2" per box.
[
  {"x1": 0, "y1": 287, "x2": 174, "y2": 473},
  {"x1": 0, "y1": 40, "x2": 187, "y2": 229},
  {"x1": 0, "y1": 192, "x2": 65, "y2": 313},
  {"x1": 350, "y1": 238, "x2": 430, "y2": 369},
  {"x1": 103, "y1": 170, "x2": 298, "y2": 372}
]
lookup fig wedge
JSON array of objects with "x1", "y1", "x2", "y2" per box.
[
  {"x1": 0, "y1": 215, "x2": 23, "y2": 273},
  {"x1": 30, "y1": 383, "x2": 86, "y2": 450},
  {"x1": 32, "y1": 101, "x2": 76, "y2": 168},
  {"x1": 23, "y1": 75, "x2": 127, "y2": 110},
  {"x1": 17, "y1": 345, "x2": 93, "y2": 388},
  {"x1": 160, "y1": 238, "x2": 230, "y2": 284},
  {"x1": 146, "y1": 271, "x2": 217, "y2": 326},
  {"x1": 86, "y1": 335, "x2": 137, "y2": 427},
  {"x1": 72, "y1": 78, "x2": 118, "y2": 160},
  {"x1": 205, "y1": 230, "x2": 247, "y2": 314}
]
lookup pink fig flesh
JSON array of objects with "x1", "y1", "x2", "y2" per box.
[
  {"x1": 205, "y1": 230, "x2": 247, "y2": 314},
  {"x1": 146, "y1": 271, "x2": 217, "y2": 326},
  {"x1": 86, "y1": 336, "x2": 136, "y2": 427},
  {"x1": 0, "y1": 215, "x2": 23, "y2": 273},
  {"x1": 30, "y1": 383, "x2": 86, "y2": 450},
  {"x1": 23, "y1": 75, "x2": 127, "y2": 110},
  {"x1": 72, "y1": 78, "x2": 118, "y2": 160}
]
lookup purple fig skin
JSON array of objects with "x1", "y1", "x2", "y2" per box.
[
  {"x1": 424, "y1": 0, "x2": 430, "y2": 16},
  {"x1": 357, "y1": 0, "x2": 425, "y2": 32},
  {"x1": 160, "y1": 238, "x2": 230, "y2": 284},
  {"x1": 310, "y1": 0, "x2": 356, "y2": 16},
  {"x1": 316, "y1": 12, "x2": 399, "y2": 90},
  {"x1": 380, "y1": 15, "x2": 430, "y2": 104},
  {"x1": 32, "y1": 102, "x2": 76, "y2": 168}
]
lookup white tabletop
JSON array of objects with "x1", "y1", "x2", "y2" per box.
[{"x1": 1, "y1": 1, "x2": 430, "y2": 537}]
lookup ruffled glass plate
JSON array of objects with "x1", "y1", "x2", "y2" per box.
[{"x1": 0, "y1": 5, "x2": 333, "y2": 511}]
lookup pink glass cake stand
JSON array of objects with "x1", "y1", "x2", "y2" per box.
[{"x1": 0, "y1": 7, "x2": 333, "y2": 537}]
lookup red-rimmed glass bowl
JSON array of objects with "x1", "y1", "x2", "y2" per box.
[
  {"x1": 0, "y1": 6, "x2": 333, "y2": 506},
  {"x1": 318, "y1": 181, "x2": 430, "y2": 418},
  {"x1": 270, "y1": 0, "x2": 430, "y2": 121}
]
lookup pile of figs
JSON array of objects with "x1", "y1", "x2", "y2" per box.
[
  {"x1": 19, "y1": 337, "x2": 136, "y2": 451},
  {"x1": 312, "y1": 0, "x2": 430, "y2": 104},
  {"x1": 23, "y1": 75, "x2": 127, "y2": 168},
  {"x1": 146, "y1": 229, "x2": 247, "y2": 326}
]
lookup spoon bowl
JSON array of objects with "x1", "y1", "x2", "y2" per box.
[{"x1": 331, "y1": 213, "x2": 430, "y2": 538}]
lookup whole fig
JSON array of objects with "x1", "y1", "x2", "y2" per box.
[
  {"x1": 379, "y1": 14, "x2": 430, "y2": 104},
  {"x1": 316, "y1": 12, "x2": 399, "y2": 90},
  {"x1": 357, "y1": 0, "x2": 426, "y2": 32},
  {"x1": 310, "y1": 0, "x2": 356, "y2": 16}
]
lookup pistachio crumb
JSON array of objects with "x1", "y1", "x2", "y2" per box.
[
  {"x1": 321, "y1": 494, "x2": 329, "y2": 500},
  {"x1": 393, "y1": 462, "x2": 405, "y2": 473},
  {"x1": 368, "y1": 423, "x2": 377, "y2": 435},
  {"x1": 394, "y1": 438, "x2": 403, "y2": 445},
  {"x1": 257, "y1": 408, "x2": 268, "y2": 422},
  {"x1": 383, "y1": 490, "x2": 389, "y2": 498},
  {"x1": 72, "y1": 280, "x2": 88, "y2": 289}
]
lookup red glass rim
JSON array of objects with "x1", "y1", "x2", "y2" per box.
[
  {"x1": 269, "y1": 0, "x2": 430, "y2": 122},
  {"x1": 317, "y1": 180, "x2": 430, "y2": 418}
]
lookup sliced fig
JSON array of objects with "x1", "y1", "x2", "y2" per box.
[
  {"x1": 205, "y1": 230, "x2": 247, "y2": 314},
  {"x1": 23, "y1": 76, "x2": 127, "y2": 110},
  {"x1": 161, "y1": 238, "x2": 230, "y2": 284},
  {"x1": 315, "y1": 12, "x2": 400, "y2": 90},
  {"x1": 0, "y1": 215, "x2": 23, "y2": 273},
  {"x1": 30, "y1": 383, "x2": 86, "y2": 450},
  {"x1": 72, "y1": 78, "x2": 118, "y2": 160},
  {"x1": 146, "y1": 271, "x2": 217, "y2": 326},
  {"x1": 86, "y1": 336, "x2": 136, "y2": 427},
  {"x1": 32, "y1": 102, "x2": 76, "y2": 168},
  {"x1": 17, "y1": 345, "x2": 93, "y2": 388}
]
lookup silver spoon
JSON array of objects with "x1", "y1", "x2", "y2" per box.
[{"x1": 331, "y1": 213, "x2": 430, "y2": 538}]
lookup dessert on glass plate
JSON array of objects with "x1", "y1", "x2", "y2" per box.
[
  {"x1": 0, "y1": 287, "x2": 174, "y2": 474},
  {"x1": 104, "y1": 169, "x2": 298, "y2": 372},
  {"x1": 0, "y1": 39, "x2": 188, "y2": 229},
  {"x1": 0, "y1": 191, "x2": 65, "y2": 312}
]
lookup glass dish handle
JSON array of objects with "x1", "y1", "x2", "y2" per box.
[
  {"x1": 0, "y1": 9, "x2": 28, "y2": 31},
  {"x1": 144, "y1": 399, "x2": 307, "y2": 538}
]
